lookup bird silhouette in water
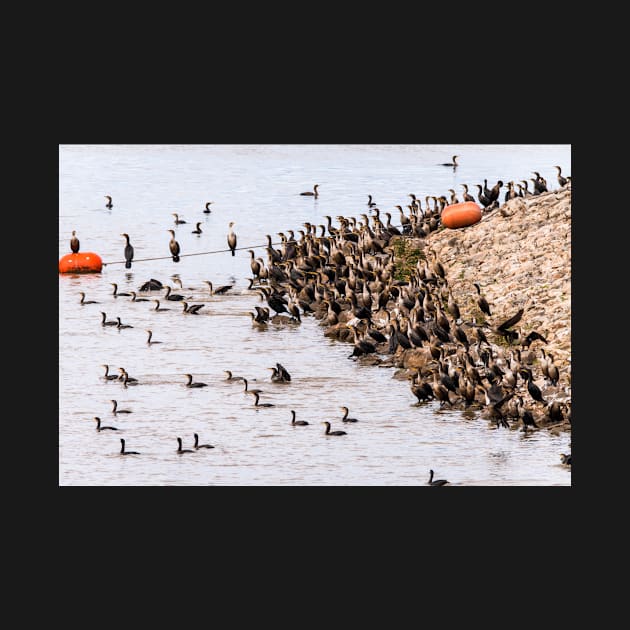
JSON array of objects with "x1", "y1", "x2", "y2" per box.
[
  {"x1": 121, "y1": 233, "x2": 134, "y2": 269},
  {"x1": 167, "y1": 229, "x2": 180, "y2": 262},
  {"x1": 105, "y1": 195, "x2": 113, "y2": 208},
  {"x1": 227, "y1": 222, "x2": 237, "y2": 256},
  {"x1": 70, "y1": 230, "x2": 80, "y2": 253}
]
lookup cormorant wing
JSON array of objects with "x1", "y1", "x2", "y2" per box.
[{"x1": 496, "y1": 308, "x2": 524, "y2": 332}]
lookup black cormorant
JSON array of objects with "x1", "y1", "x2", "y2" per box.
[
  {"x1": 440, "y1": 156, "x2": 458, "y2": 167},
  {"x1": 120, "y1": 438, "x2": 140, "y2": 455},
  {"x1": 111, "y1": 283, "x2": 131, "y2": 297},
  {"x1": 146, "y1": 329, "x2": 162, "y2": 344},
  {"x1": 79, "y1": 292, "x2": 98, "y2": 305},
  {"x1": 100, "y1": 312, "x2": 118, "y2": 326},
  {"x1": 250, "y1": 391, "x2": 275, "y2": 407},
  {"x1": 105, "y1": 195, "x2": 113, "y2": 208},
  {"x1": 111, "y1": 399, "x2": 132, "y2": 414},
  {"x1": 185, "y1": 373, "x2": 208, "y2": 388},
  {"x1": 70, "y1": 230, "x2": 80, "y2": 253},
  {"x1": 340, "y1": 406, "x2": 358, "y2": 422},
  {"x1": 322, "y1": 421, "x2": 346, "y2": 436},
  {"x1": 192, "y1": 222, "x2": 203, "y2": 234},
  {"x1": 194, "y1": 433, "x2": 214, "y2": 449},
  {"x1": 116, "y1": 317, "x2": 133, "y2": 329},
  {"x1": 290, "y1": 410, "x2": 309, "y2": 426},
  {"x1": 300, "y1": 184, "x2": 319, "y2": 197},
  {"x1": 177, "y1": 437, "x2": 194, "y2": 454},
  {"x1": 94, "y1": 416, "x2": 118, "y2": 431},
  {"x1": 204, "y1": 202, "x2": 213, "y2": 214},
  {"x1": 473, "y1": 283, "x2": 492, "y2": 317},
  {"x1": 121, "y1": 233, "x2": 134, "y2": 269},
  {"x1": 172, "y1": 213, "x2": 187, "y2": 224},
  {"x1": 428, "y1": 470, "x2": 449, "y2": 486}
]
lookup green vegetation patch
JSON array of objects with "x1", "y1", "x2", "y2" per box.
[{"x1": 392, "y1": 237, "x2": 423, "y2": 282}]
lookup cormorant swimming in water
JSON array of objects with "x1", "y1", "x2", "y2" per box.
[
  {"x1": 101, "y1": 365, "x2": 119, "y2": 380},
  {"x1": 224, "y1": 370, "x2": 245, "y2": 382},
  {"x1": 428, "y1": 469, "x2": 449, "y2": 486},
  {"x1": 146, "y1": 329, "x2": 162, "y2": 344},
  {"x1": 79, "y1": 292, "x2": 98, "y2": 305},
  {"x1": 322, "y1": 421, "x2": 347, "y2": 436},
  {"x1": 111, "y1": 283, "x2": 131, "y2": 297},
  {"x1": 105, "y1": 195, "x2": 113, "y2": 208},
  {"x1": 172, "y1": 213, "x2": 187, "y2": 224},
  {"x1": 185, "y1": 373, "x2": 208, "y2": 388},
  {"x1": 290, "y1": 410, "x2": 309, "y2": 426},
  {"x1": 367, "y1": 194, "x2": 377, "y2": 207},
  {"x1": 192, "y1": 222, "x2": 203, "y2": 234},
  {"x1": 300, "y1": 184, "x2": 319, "y2": 197},
  {"x1": 204, "y1": 202, "x2": 213, "y2": 214},
  {"x1": 152, "y1": 299, "x2": 171, "y2": 311},
  {"x1": 129, "y1": 291, "x2": 149, "y2": 302},
  {"x1": 94, "y1": 416, "x2": 118, "y2": 431},
  {"x1": 121, "y1": 233, "x2": 134, "y2": 269},
  {"x1": 204, "y1": 281, "x2": 234, "y2": 295},
  {"x1": 176, "y1": 437, "x2": 194, "y2": 454},
  {"x1": 111, "y1": 399, "x2": 132, "y2": 414},
  {"x1": 227, "y1": 222, "x2": 237, "y2": 256},
  {"x1": 70, "y1": 230, "x2": 80, "y2": 253},
  {"x1": 119, "y1": 438, "x2": 140, "y2": 455},
  {"x1": 440, "y1": 155, "x2": 458, "y2": 167},
  {"x1": 163, "y1": 285, "x2": 185, "y2": 301},
  {"x1": 116, "y1": 317, "x2": 133, "y2": 329},
  {"x1": 100, "y1": 312, "x2": 118, "y2": 326},
  {"x1": 194, "y1": 433, "x2": 214, "y2": 449},
  {"x1": 250, "y1": 391, "x2": 275, "y2": 407},
  {"x1": 340, "y1": 406, "x2": 358, "y2": 422},
  {"x1": 560, "y1": 453, "x2": 571, "y2": 465},
  {"x1": 140, "y1": 278, "x2": 163, "y2": 291},
  {"x1": 167, "y1": 229, "x2": 180, "y2": 262}
]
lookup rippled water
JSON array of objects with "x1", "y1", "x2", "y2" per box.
[{"x1": 59, "y1": 144, "x2": 571, "y2": 485}]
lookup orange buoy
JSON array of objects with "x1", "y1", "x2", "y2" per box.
[
  {"x1": 441, "y1": 201, "x2": 482, "y2": 229},
  {"x1": 59, "y1": 252, "x2": 103, "y2": 273}
]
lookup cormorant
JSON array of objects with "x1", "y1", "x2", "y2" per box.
[
  {"x1": 192, "y1": 222, "x2": 203, "y2": 234},
  {"x1": 224, "y1": 370, "x2": 245, "y2": 382},
  {"x1": 100, "y1": 312, "x2": 118, "y2": 326},
  {"x1": 94, "y1": 416, "x2": 118, "y2": 431},
  {"x1": 519, "y1": 368, "x2": 547, "y2": 405},
  {"x1": 554, "y1": 166, "x2": 568, "y2": 187},
  {"x1": 70, "y1": 230, "x2": 80, "y2": 253},
  {"x1": 129, "y1": 291, "x2": 149, "y2": 302},
  {"x1": 177, "y1": 437, "x2": 194, "y2": 454},
  {"x1": 227, "y1": 221, "x2": 237, "y2": 256},
  {"x1": 120, "y1": 439, "x2": 140, "y2": 455},
  {"x1": 340, "y1": 406, "x2": 358, "y2": 422},
  {"x1": 461, "y1": 184, "x2": 475, "y2": 202},
  {"x1": 105, "y1": 195, "x2": 113, "y2": 208},
  {"x1": 111, "y1": 399, "x2": 132, "y2": 414},
  {"x1": 121, "y1": 233, "x2": 134, "y2": 269},
  {"x1": 167, "y1": 229, "x2": 180, "y2": 262},
  {"x1": 473, "y1": 283, "x2": 492, "y2": 317},
  {"x1": 139, "y1": 278, "x2": 163, "y2": 291},
  {"x1": 194, "y1": 433, "x2": 214, "y2": 449},
  {"x1": 152, "y1": 299, "x2": 171, "y2": 311},
  {"x1": 250, "y1": 391, "x2": 275, "y2": 407},
  {"x1": 163, "y1": 286, "x2": 184, "y2": 301},
  {"x1": 440, "y1": 155, "x2": 458, "y2": 167},
  {"x1": 204, "y1": 202, "x2": 213, "y2": 213},
  {"x1": 111, "y1": 283, "x2": 131, "y2": 297},
  {"x1": 428, "y1": 470, "x2": 449, "y2": 486},
  {"x1": 560, "y1": 453, "x2": 571, "y2": 465},
  {"x1": 116, "y1": 317, "x2": 133, "y2": 330},
  {"x1": 79, "y1": 292, "x2": 98, "y2": 305},
  {"x1": 101, "y1": 365, "x2": 119, "y2": 380},
  {"x1": 185, "y1": 373, "x2": 208, "y2": 388},
  {"x1": 322, "y1": 421, "x2": 346, "y2": 436},
  {"x1": 300, "y1": 184, "x2": 319, "y2": 197},
  {"x1": 290, "y1": 410, "x2": 309, "y2": 426},
  {"x1": 367, "y1": 194, "x2": 377, "y2": 207},
  {"x1": 172, "y1": 213, "x2": 187, "y2": 224},
  {"x1": 146, "y1": 329, "x2": 162, "y2": 344},
  {"x1": 204, "y1": 281, "x2": 234, "y2": 295},
  {"x1": 521, "y1": 330, "x2": 547, "y2": 348}
]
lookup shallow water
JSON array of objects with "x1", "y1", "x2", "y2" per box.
[{"x1": 59, "y1": 144, "x2": 572, "y2": 485}]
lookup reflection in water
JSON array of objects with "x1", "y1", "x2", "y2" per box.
[{"x1": 60, "y1": 144, "x2": 571, "y2": 485}]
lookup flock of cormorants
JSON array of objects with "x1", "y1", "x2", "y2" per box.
[{"x1": 68, "y1": 157, "x2": 571, "y2": 482}]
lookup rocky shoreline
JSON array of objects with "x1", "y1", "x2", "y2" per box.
[{"x1": 252, "y1": 181, "x2": 572, "y2": 437}]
